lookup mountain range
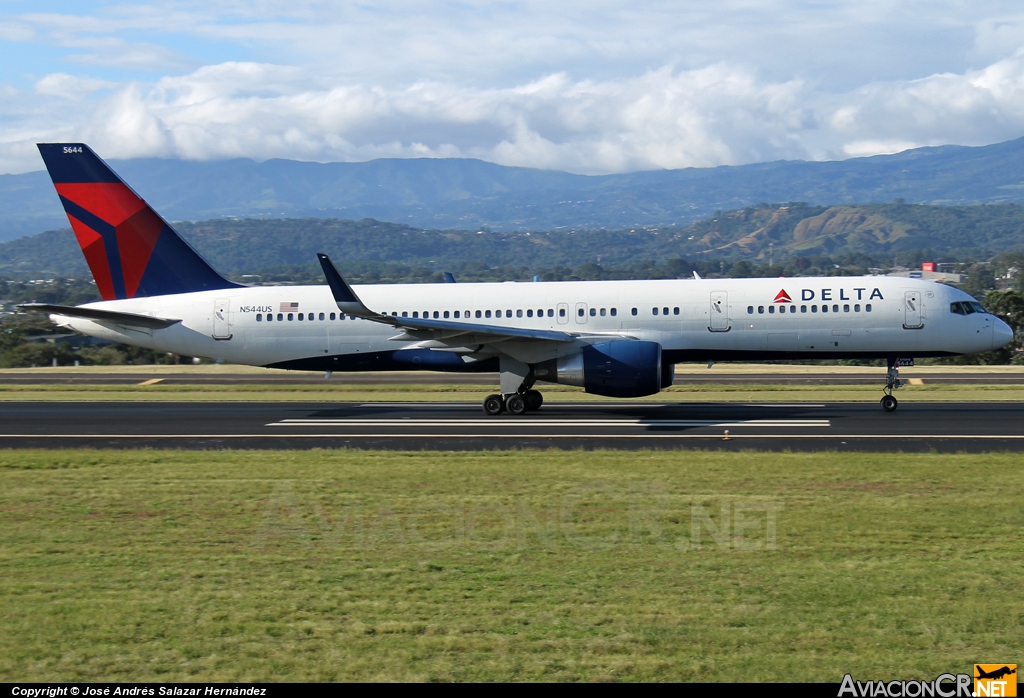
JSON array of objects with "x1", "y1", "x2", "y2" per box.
[{"x1": 5, "y1": 136, "x2": 1024, "y2": 242}]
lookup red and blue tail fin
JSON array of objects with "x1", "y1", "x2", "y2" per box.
[{"x1": 37, "y1": 143, "x2": 241, "y2": 300}]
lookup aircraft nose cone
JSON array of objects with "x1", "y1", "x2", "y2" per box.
[{"x1": 993, "y1": 318, "x2": 1014, "y2": 350}]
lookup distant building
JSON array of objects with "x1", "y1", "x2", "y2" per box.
[{"x1": 887, "y1": 262, "x2": 963, "y2": 284}]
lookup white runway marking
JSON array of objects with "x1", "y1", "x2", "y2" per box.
[
  {"x1": 2, "y1": 433, "x2": 1024, "y2": 440},
  {"x1": 359, "y1": 402, "x2": 827, "y2": 409},
  {"x1": 267, "y1": 418, "x2": 833, "y2": 428}
]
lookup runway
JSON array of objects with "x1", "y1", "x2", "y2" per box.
[
  {"x1": 2, "y1": 371, "x2": 1024, "y2": 385},
  {"x1": 2, "y1": 400, "x2": 1023, "y2": 451}
]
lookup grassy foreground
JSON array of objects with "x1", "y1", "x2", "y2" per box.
[
  {"x1": 4, "y1": 382, "x2": 1024, "y2": 402},
  {"x1": 1, "y1": 449, "x2": 1021, "y2": 682}
]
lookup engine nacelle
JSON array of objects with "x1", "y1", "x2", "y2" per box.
[{"x1": 535, "y1": 340, "x2": 663, "y2": 398}]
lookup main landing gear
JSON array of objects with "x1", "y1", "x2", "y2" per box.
[
  {"x1": 880, "y1": 357, "x2": 908, "y2": 412},
  {"x1": 483, "y1": 389, "x2": 544, "y2": 416}
]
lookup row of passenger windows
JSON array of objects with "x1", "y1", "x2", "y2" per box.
[
  {"x1": 256, "y1": 303, "x2": 883, "y2": 324},
  {"x1": 747, "y1": 304, "x2": 872, "y2": 315},
  {"x1": 257, "y1": 312, "x2": 358, "y2": 322},
  {"x1": 256, "y1": 308, "x2": 628, "y2": 321}
]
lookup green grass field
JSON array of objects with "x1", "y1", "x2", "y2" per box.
[{"x1": 1, "y1": 449, "x2": 1021, "y2": 681}]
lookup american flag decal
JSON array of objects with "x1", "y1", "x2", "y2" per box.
[{"x1": 279, "y1": 301, "x2": 299, "y2": 312}]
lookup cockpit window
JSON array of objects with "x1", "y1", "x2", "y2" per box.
[{"x1": 953, "y1": 300, "x2": 988, "y2": 315}]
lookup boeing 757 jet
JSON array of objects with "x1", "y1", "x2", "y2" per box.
[{"x1": 20, "y1": 144, "x2": 1014, "y2": 414}]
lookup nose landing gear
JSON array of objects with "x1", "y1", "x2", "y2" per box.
[{"x1": 880, "y1": 357, "x2": 909, "y2": 412}]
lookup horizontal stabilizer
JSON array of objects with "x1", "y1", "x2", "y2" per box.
[{"x1": 18, "y1": 303, "x2": 182, "y2": 329}]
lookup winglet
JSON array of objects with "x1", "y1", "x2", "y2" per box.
[
  {"x1": 443, "y1": 271, "x2": 457, "y2": 284},
  {"x1": 693, "y1": 271, "x2": 702, "y2": 280},
  {"x1": 317, "y1": 253, "x2": 380, "y2": 318}
]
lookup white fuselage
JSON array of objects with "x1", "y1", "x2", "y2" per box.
[{"x1": 49, "y1": 276, "x2": 1008, "y2": 371}]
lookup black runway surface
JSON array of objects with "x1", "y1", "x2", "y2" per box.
[
  {"x1": 2, "y1": 400, "x2": 1024, "y2": 451},
  {"x1": 3, "y1": 371, "x2": 1024, "y2": 385}
]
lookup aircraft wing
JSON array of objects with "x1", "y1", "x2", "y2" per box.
[
  {"x1": 317, "y1": 253, "x2": 575, "y2": 344},
  {"x1": 18, "y1": 303, "x2": 182, "y2": 330}
]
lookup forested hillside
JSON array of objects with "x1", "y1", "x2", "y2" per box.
[{"x1": 3, "y1": 202, "x2": 1024, "y2": 281}]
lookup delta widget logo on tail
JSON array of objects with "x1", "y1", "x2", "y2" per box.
[{"x1": 774, "y1": 289, "x2": 793, "y2": 303}]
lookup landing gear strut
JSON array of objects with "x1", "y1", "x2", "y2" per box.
[
  {"x1": 482, "y1": 359, "x2": 545, "y2": 415},
  {"x1": 880, "y1": 357, "x2": 906, "y2": 412}
]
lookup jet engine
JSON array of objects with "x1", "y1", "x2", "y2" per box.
[{"x1": 535, "y1": 340, "x2": 663, "y2": 398}]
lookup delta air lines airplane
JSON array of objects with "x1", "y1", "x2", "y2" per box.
[{"x1": 20, "y1": 144, "x2": 1014, "y2": 414}]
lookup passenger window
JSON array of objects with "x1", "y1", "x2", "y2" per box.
[
  {"x1": 559, "y1": 308, "x2": 566, "y2": 317},
  {"x1": 454, "y1": 311, "x2": 460, "y2": 318},
  {"x1": 485, "y1": 310, "x2": 491, "y2": 318},
  {"x1": 652, "y1": 308, "x2": 659, "y2": 315},
  {"x1": 748, "y1": 306, "x2": 753, "y2": 314},
  {"x1": 600, "y1": 308, "x2": 606, "y2": 316},
  {"x1": 319, "y1": 312, "x2": 325, "y2": 320},
  {"x1": 832, "y1": 304, "x2": 839, "y2": 313},
  {"x1": 578, "y1": 308, "x2": 585, "y2": 317},
  {"x1": 539, "y1": 309, "x2": 544, "y2": 317},
  {"x1": 527, "y1": 309, "x2": 533, "y2": 318},
  {"x1": 663, "y1": 307, "x2": 669, "y2": 315},
  {"x1": 548, "y1": 309, "x2": 554, "y2": 317},
  {"x1": 589, "y1": 308, "x2": 596, "y2": 316},
  {"x1": 330, "y1": 312, "x2": 336, "y2": 320},
  {"x1": 610, "y1": 308, "x2": 617, "y2": 316},
  {"x1": 256, "y1": 313, "x2": 262, "y2": 321},
  {"x1": 298, "y1": 313, "x2": 304, "y2": 321},
  {"x1": 674, "y1": 307, "x2": 679, "y2": 315},
  {"x1": 758, "y1": 306, "x2": 764, "y2": 314},
  {"x1": 476, "y1": 310, "x2": 482, "y2": 318},
  {"x1": 843, "y1": 305, "x2": 849, "y2": 313},
  {"x1": 800, "y1": 305, "x2": 807, "y2": 313},
  {"x1": 444, "y1": 311, "x2": 449, "y2": 318},
  {"x1": 866, "y1": 304, "x2": 872, "y2": 312},
  {"x1": 287, "y1": 313, "x2": 294, "y2": 321},
  {"x1": 402, "y1": 311, "x2": 408, "y2": 317},
  {"x1": 854, "y1": 305, "x2": 860, "y2": 312},
  {"x1": 505, "y1": 310, "x2": 511, "y2": 318},
  {"x1": 822, "y1": 305, "x2": 828, "y2": 313},
  {"x1": 412, "y1": 311, "x2": 418, "y2": 318},
  {"x1": 517, "y1": 309, "x2": 523, "y2": 318},
  {"x1": 769, "y1": 306, "x2": 775, "y2": 314},
  {"x1": 631, "y1": 308, "x2": 637, "y2": 316},
  {"x1": 811, "y1": 306, "x2": 817, "y2": 313}
]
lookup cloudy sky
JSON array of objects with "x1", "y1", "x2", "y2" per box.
[{"x1": 4, "y1": 0, "x2": 1024, "y2": 174}]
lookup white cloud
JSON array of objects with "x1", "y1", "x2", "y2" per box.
[
  {"x1": 35, "y1": 73, "x2": 116, "y2": 99},
  {"x1": 6, "y1": 3, "x2": 1024, "y2": 174}
]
